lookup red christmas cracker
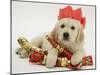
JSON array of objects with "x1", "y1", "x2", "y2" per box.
[{"x1": 29, "y1": 50, "x2": 93, "y2": 69}]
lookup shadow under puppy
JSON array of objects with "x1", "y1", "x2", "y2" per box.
[{"x1": 17, "y1": 6, "x2": 86, "y2": 68}]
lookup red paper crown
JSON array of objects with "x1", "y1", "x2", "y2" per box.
[{"x1": 58, "y1": 6, "x2": 86, "y2": 28}]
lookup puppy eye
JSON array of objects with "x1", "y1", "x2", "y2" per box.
[
  {"x1": 71, "y1": 26, "x2": 75, "y2": 30},
  {"x1": 61, "y1": 24, "x2": 65, "y2": 28}
]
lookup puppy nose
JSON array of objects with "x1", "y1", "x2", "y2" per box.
[{"x1": 63, "y1": 32, "x2": 69, "y2": 39}]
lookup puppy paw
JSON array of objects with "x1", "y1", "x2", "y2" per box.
[
  {"x1": 71, "y1": 51, "x2": 85, "y2": 65},
  {"x1": 46, "y1": 58, "x2": 57, "y2": 68},
  {"x1": 71, "y1": 55, "x2": 82, "y2": 65},
  {"x1": 46, "y1": 48, "x2": 58, "y2": 68},
  {"x1": 46, "y1": 55, "x2": 57, "y2": 68},
  {"x1": 15, "y1": 48, "x2": 22, "y2": 55},
  {"x1": 19, "y1": 50, "x2": 28, "y2": 58}
]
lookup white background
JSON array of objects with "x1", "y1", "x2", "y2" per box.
[
  {"x1": 0, "y1": 0, "x2": 99, "y2": 75},
  {"x1": 12, "y1": 1, "x2": 95, "y2": 74}
]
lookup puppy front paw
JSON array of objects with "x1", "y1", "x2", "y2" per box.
[
  {"x1": 45, "y1": 48, "x2": 58, "y2": 68},
  {"x1": 71, "y1": 56, "x2": 82, "y2": 65},
  {"x1": 71, "y1": 50, "x2": 85, "y2": 65},
  {"x1": 71, "y1": 53, "x2": 84, "y2": 65},
  {"x1": 46, "y1": 55, "x2": 57, "y2": 68}
]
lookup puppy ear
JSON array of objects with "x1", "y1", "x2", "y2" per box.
[
  {"x1": 76, "y1": 25, "x2": 84, "y2": 43},
  {"x1": 51, "y1": 25, "x2": 58, "y2": 40}
]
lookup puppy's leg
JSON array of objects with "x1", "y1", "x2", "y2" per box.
[
  {"x1": 71, "y1": 50, "x2": 85, "y2": 65},
  {"x1": 16, "y1": 48, "x2": 28, "y2": 58},
  {"x1": 46, "y1": 48, "x2": 58, "y2": 68},
  {"x1": 19, "y1": 49, "x2": 28, "y2": 58},
  {"x1": 31, "y1": 36, "x2": 43, "y2": 47}
]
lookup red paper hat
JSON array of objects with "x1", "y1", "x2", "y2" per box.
[{"x1": 58, "y1": 6, "x2": 86, "y2": 28}]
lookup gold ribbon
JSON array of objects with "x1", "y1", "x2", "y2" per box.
[
  {"x1": 61, "y1": 57, "x2": 68, "y2": 66},
  {"x1": 56, "y1": 45, "x2": 63, "y2": 53}
]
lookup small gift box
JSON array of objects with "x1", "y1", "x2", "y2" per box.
[{"x1": 29, "y1": 50, "x2": 44, "y2": 63}]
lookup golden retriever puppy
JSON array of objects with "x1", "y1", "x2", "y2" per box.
[{"x1": 31, "y1": 18, "x2": 85, "y2": 68}]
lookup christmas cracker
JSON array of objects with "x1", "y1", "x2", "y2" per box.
[{"x1": 17, "y1": 36, "x2": 93, "y2": 69}]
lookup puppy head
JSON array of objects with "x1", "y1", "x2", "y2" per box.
[{"x1": 51, "y1": 18, "x2": 84, "y2": 45}]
